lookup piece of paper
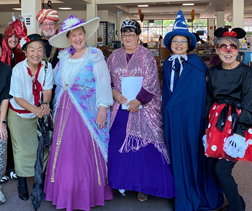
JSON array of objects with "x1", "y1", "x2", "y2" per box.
[{"x1": 121, "y1": 76, "x2": 143, "y2": 110}]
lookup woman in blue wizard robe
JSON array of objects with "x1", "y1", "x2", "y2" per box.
[{"x1": 162, "y1": 10, "x2": 224, "y2": 211}]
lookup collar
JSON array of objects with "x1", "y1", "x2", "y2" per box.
[
  {"x1": 24, "y1": 58, "x2": 45, "y2": 69},
  {"x1": 168, "y1": 54, "x2": 188, "y2": 93}
]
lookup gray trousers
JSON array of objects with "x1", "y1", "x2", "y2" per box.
[{"x1": 0, "y1": 139, "x2": 6, "y2": 177}]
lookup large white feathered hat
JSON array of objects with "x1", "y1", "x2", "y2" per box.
[{"x1": 49, "y1": 15, "x2": 100, "y2": 48}]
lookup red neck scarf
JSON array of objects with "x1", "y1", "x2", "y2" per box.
[{"x1": 27, "y1": 62, "x2": 42, "y2": 106}]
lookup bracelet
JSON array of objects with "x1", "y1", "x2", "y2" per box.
[
  {"x1": 0, "y1": 120, "x2": 6, "y2": 124},
  {"x1": 42, "y1": 102, "x2": 50, "y2": 107},
  {"x1": 112, "y1": 87, "x2": 115, "y2": 90}
]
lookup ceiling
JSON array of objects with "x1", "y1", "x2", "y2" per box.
[{"x1": 0, "y1": 0, "x2": 251, "y2": 20}]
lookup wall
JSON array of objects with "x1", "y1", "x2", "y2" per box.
[
  {"x1": 0, "y1": 12, "x2": 21, "y2": 34},
  {"x1": 57, "y1": 11, "x2": 86, "y2": 26},
  {"x1": 97, "y1": 10, "x2": 109, "y2": 21}
]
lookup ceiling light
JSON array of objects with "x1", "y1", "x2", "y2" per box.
[
  {"x1": 137, "y1": 5, "x2": 149, "y2": 7},
  {"x1": 13, "y1": 8, "x2": 21, "y2": 10},
  {"x1": 182, "y1": 3, "x2": 194, "y2": 5},
  {"x1": 58, "y1": 7, "x2": 72, "y2": 10}
]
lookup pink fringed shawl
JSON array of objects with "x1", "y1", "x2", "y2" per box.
[{"x1": 107, "y1": 45, "x2": 170, "y2": 164}]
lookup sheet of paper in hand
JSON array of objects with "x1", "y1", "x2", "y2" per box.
[{"x1": 121, "y1": 76, "x2": 143, "y2": 110}]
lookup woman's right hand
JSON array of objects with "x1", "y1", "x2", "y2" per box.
[
  {"x1": 0, "y1": 123, "x2": 7, "y2": 142},
  {"x1": 113, "y1": 90, "x2": 128, "y2": 105},
  {"x1": 33, "y1": 107, "x2": 43, "y2": 118}
]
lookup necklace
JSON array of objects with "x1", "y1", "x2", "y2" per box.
[
  {"x1": 44, "y1": 45, "x2": 57, "y2": 63},
  {"x1": 42, "y1": 35, "x2": 57, "y2": 63}
]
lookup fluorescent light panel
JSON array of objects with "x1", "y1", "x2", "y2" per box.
[
  {"x1": 137, "y1": 5, "x2": 149, "y2": 7},
  {"x1": 58, "y1": 7, "x2": 72, "y2": 10},
  {"x1": 183, "y1": 3, "x2": 194, "y2": 5},
  {"x1": 13, "y1": 8, "x2": 21, "y2": 10}
]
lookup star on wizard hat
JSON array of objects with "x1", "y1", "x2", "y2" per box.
[{"x1": 164, "y1": 10, "x2": 196, "y2": 52}]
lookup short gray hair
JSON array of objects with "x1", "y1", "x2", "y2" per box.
[{"x1": 213, "y1": 36, "x2": 240, "y2": 47}]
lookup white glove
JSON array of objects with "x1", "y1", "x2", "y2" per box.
[
  {"x1": 202, "y1": 135, "x2": 207, "y2": 153},
  {"x1": 224, "y1": 134, "x2": 247, "y2": 158}
]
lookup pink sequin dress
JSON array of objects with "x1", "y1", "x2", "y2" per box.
[{"x1": 107, "y1": 45, "x2": 177, "y2": 198}]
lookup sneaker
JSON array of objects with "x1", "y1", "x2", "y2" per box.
[{"x1": 0, "y1": 190, "x2": 6, "y2": 204}]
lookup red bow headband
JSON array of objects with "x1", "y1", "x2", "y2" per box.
[
  {"x1": 222, "y1": 30, "x2": 238, "y2": 37},
  {"x1": 214, "y1": 27, "x2": 246, "y2": 39}
]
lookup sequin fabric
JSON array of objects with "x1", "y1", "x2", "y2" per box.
[{"x1": 107, "y1": 45, "x2": 170, "y2": 164}]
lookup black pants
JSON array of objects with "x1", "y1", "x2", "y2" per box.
[
  {"x1": 6, "y1": 127, "x2": 14, "y2": 174},
  {"x1": 207, "y1": 157, "x2": 245, "y2": 211}
]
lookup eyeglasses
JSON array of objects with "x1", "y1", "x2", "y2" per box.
[
  {"x1": 171, "y1": 40, "x2": 188, "y2": 45},
  {"x1": 217, "y1": 43, "x2": 238, "y2": 52},
  {"x1": 121, "y1": 34, "x2": 136, "y2": 39},
  {"x1": 41, "y1": 22, "x2": 55, "y2": 27}
]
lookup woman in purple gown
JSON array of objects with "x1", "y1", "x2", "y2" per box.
[
  {"x1": 107, "y1": 18, "x2": 176, "y2": 202},
  {"x1": 44, "y1": 16, "x2": 113, "y2": 211}
]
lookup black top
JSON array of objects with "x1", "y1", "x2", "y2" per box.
[
  {"x1": 0, "y1": 61, "x2": 12, "y2": 103},
  {"x1": 204, "y1": 62, "x2": 252, "y2": 136},
  {"x1": 45, "y1": 41, "x2": 59, "y2": 69}
]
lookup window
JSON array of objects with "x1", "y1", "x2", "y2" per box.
[{"x1": 139, "y1": 19, "x2": 208, "y2": 43}]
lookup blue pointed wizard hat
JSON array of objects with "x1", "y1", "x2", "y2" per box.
[{"x1": 164, "y1": 10, "x2": 196, "y2": 52}]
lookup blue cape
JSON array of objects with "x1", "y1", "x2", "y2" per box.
[{"x1": 162, "y1": 54, "x2": 223, "y2": 210}]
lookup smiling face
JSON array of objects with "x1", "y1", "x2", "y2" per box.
[
  {"x1": 170, "y1": 35, "x2": 188, "y2": 55},
  {"x1": 25, "y1": 41, "x2": 44, "y2": 66},
  {"x1": 216, "y1": 40, "x2": 239, "y2": 66},
  {"x1": 8, "y1": 34, "x2": 19, "y2": 50},
  {"x1": 121, "y1": 31, "x2": 138, "y2": 51},
  {"x1": 68, "y1": 27, "x2": 86, "y2": 52},
  {"x1": 41, "y1": 19, "x2": 57, "y2": 39}
]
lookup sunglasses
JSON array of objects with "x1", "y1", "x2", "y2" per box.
[{"x1": 217, "y1": 43, "x2": 239, "y2": 52}]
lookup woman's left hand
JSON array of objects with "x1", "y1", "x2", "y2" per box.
[
  {"x1": 127, "y1": 99, "x2": 141, "y2": 113},
  {"x1": 41, "y1": 104, "x2": 51, "y2": 116},
  {"x1": 96, "y1": 107, "x2": 107, "y2": 130},
  {"x1": 0, "y1": 123, "x2": 7, "y2": 142}
]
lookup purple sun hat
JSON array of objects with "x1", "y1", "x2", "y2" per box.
[{"x1": 49, "y1": 15, "x2": 100, "y2": 48}]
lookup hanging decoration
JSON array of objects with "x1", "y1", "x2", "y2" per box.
[
  {"x1": 138, "y1": 9, "x2": 144, "y2": 22},
  {"x1": 47, "y1": 0, "x2": 52, "y2": 9},
  {"x1": 191, "y1": 10, "x2": 195, "y2": 22},
  {"x1": 19, "y1": 0, "x2": 50, "y2": 9}
]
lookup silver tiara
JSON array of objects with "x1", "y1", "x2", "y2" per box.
[{"x1": 121, "y1": 17, "x2": 137, "y2": 29}]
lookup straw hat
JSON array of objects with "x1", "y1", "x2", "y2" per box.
[{"x1": 49, "y1": 15, "x2": 100, "y2": 48}]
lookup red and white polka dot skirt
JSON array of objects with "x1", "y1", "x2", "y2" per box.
[{"x1": 206, "y1": 102, "x2": 252, "y2": 162}]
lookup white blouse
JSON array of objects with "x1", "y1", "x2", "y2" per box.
[
  {"x1": 54, "y1": 54, "x2": 113, "y2": 108},
  {"x1": 9, "y1": 59, "x2": 53, "y2": 118}
]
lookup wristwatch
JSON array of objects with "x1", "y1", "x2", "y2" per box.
[
  {"x1": 42, "y1": 102, "x2": 50, "y2": 107},
  {"x1": 0, "y1": 120, "x2": 6, "y2": 124}
]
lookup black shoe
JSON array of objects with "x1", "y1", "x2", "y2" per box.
[
  {"x1": 19, "y1": 191, "x2": 29, "y2": 201},
  {"x1": 219, "y1": 205, "x2": 229, "y2": 211},
  {"x1": 218, "y1": 196, "x2": 246, "y2": 211},
  {"x1": 240, "y1": 195, "x2": 246, "y2": 211},
  {"x1": 18, "y1": 177, "x2": 29, "y2": 201}
]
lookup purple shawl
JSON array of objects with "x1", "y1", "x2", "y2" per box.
[{"x1": 107, "y1": 45, "x2": 169, "y2": 164}]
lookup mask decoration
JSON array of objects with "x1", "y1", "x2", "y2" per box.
[{"x1": 217, "y1": 43, "x2": 239, "y2": 52}]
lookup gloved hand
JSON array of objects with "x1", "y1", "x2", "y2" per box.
[
  {"x1": 224, "y1": 134, "x2": 247, "y2": 158},
  {"x1": 202, "y1": 135, "x2": 207, "y2": 153}
]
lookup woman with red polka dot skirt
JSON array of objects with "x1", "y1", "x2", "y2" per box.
[{"x1": 203, "y1": 27, "x2": 252, "y2": 211}]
